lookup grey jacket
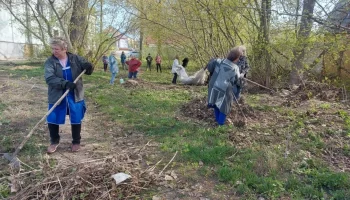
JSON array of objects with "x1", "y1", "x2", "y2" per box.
[
  {"x1": 237, "y1": 56, "x2": 250, "y2": 74},
  {"x1": 208, "y1": 59, "x2": 240, "y2": 115},
  {"x1": 44, "y1": 53, "x2": 91, "y2": 104}
]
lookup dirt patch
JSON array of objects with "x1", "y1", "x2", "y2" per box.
[{"x1": 9, "y1": 65, "x2": 39, "y2": 70}]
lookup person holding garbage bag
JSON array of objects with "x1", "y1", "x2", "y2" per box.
[{"x1": 44, "y1": 37, "x2": 93, "y2": 153}]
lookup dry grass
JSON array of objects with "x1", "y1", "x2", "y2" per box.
[{"x1": 9, "y1": 65, "x2": 39, "y2": 70}]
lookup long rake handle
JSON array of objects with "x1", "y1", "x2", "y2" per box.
[
  {"x1": 11, "y1": 70, "x2": 86, "y2": 160},
  {"x1": 243, "y1": 78, "x2": 275, "y2": 93}
]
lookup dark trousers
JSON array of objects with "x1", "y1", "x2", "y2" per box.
[
  {"x1": 147, "y1": 62, "x2": 151, "y2": 71},
  {"x1": 156, "y1": 63, "x2": 162, "y2": 72},
  {"x1": 48, "y1": 123, "x2": 81, "y2": 144},
  {"x1": 103, "y1": 64, "x2": 108, "y2": 72},
  {"x1": 172, "y1": 73, "x2": 178, "y2": 84},
  {"x1": 128, "y1": 71, "x2": 138, "y2": 79}
]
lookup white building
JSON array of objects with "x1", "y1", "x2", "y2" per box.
[{"x1": 0, "y1": 2, "x2": 42, "y2": 60}]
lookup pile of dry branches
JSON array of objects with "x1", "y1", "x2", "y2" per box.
[
  {"x1": 289, "y1": 81, "x2": 343, "y2": 102},
  {"x1": 180, "y1": 96, "x2": 259, "y2": 126},
  {"x1": 9, "y1": 150, "x2": 177, "y2": 200},
  {"x1": 10, "y1": 159, "x2": 148, "y2": 199}
]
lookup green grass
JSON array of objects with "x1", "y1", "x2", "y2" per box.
[
  {"x1": 338, "y1": 110, "x2": 350, "y2": 136},
  {"x1": 0, "y1": 183, "x2": 10, "y2": 199},
  {"x1": 84, "y1": 69, "x2": 350, "y2": 199},
  {"x1": 0, "y1": 102, "x2": 9, "y2": 125},
  {"x1": 1, "y1": 64, "x2": 44, "y2": 78},
  {"x1": 2, "y1": 65, "x2": 350, "y2": 199}
]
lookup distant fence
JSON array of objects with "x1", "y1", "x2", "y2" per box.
[{"x1": 0, "y1": 41, "x2": 44, "y2": 60}]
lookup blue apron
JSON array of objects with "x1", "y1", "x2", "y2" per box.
[{"x1": 46, "y1": 59, "x2": 86, "y2": 125}]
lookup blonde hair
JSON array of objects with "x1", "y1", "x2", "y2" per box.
[
  {"x1": 50, "y1": 37, "x2": 68, "y2": 50},
  {"x1": 238, "y1": 45, "x2": 247, "y2": 56}
]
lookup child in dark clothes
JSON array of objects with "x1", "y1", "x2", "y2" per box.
[{"x1": 182, "y1": 57, "x2": 189, "y2": 68}]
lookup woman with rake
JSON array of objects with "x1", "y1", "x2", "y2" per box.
[{"x1": 44, "y1": 37, "x2": 93, "y2": 153}]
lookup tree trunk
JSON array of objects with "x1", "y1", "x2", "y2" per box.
[
  {"x1": 139, "y1": 31, "x2": 144, "y2": 60},
  {"x1": 25, "y1": 2, "x2": 33, "y2": 58},
  {"x1": 100, "y1": 0, "x2": 103, "y2": 41},
  {"x1": 70, "y1": 0, "x2": 89, "y2": 53},
  {"x1": 289, "y1": 0, "x2": 316, "y2": 85},
  {"x1": 337, "y1": 50, "x2": 345, "y2": 78},
  {"x1": 139, "y1": 0, "x2": 144, "y2": 60},
  {"x1": 260, "y1": 0, "x2": 271, "y2": 87}
]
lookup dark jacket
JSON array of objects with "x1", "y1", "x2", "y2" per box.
[
  {"x1": 44, "y1": 53, "x2": 92, "y2": 104},
  {"x1": 121, "y1": 53, "x2": 126, "y2": 63},
  {"x1": 146, "y1": 55, "x2": 153, "y2": 63},
  {"x1": 182, "y1": 58, "x2": 189, "y2": 68},
  {"x1": 102, "y1": 55, "x2": 108, "y2": 64},
  {"x1": 237, "y1": 56, "x2": 250, "y2": 74}
]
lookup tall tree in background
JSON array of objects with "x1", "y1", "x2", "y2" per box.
[
  {"x1": 258, "y1": 0, "x2": 272, "y2": 86},
  {"x1": 70, "y1": 0, "x2": 89, "y2": 54},
  {"x1": 289, "y1": 0, "x2": 317, "y2": 85},
  {"x1": 24, "y1": 1, "x2": 33, "y2": 57},
  {"x1": 139, "y1": 0, "x2": 144, "y2": 61}
]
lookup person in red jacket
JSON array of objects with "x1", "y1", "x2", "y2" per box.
[{"x1": 126, "y1": 55, "x2": 142, "y2": 79}]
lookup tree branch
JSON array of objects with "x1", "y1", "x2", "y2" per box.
[{"x1": 48, "y1": 0, "x2": 73, "y2": 50}]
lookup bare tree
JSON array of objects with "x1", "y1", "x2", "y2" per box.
[
  {"x1": 1, "y1": 0, "x2": 135, "y2": 64},
  {"x1": 289, "y1": 0, "x2": 317, "y2": 85}
]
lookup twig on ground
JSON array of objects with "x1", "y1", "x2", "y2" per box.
[
  {"x1": 0, "y1": 169, "x2": 43, "y2": 181},
  {"x1": 284, "y1": 132, "x2": 291, "y2": 159},
  {"x1": 79, "y1": 176, "x2": 96, "y2": 188},
  {"x1": 58, "y1": 152, "x2": 77, "y2": 164},
  {"x1": 23, "y1": 82, "x2": 36, "y2": 97},
  {"x1": 57, "y1": 176, "x2": 64, "y2": 200},
  {"x1": 147, "y1": 158, "x2": 163, "y2": 172},
  {"x1": 17, "y1": 158, "x2": 35, "y2": 170},
  {"x1": 79, "y1": 158, "x2": 107, "y2": 164},
  {"x1": 228, "y1": 150, "x2": 239, "y2": 159},
  {"x1": 120, "y1": 183, "x2": 148, "y2": 190},
  {"x1": 96, "y1": 189, "x2": 112, "y2": 200},
  {"x1": 137, "y1": 140, "x2": 152, "y2": 153},
  {"x1": 158, "y1": 151, "x2": 178, "y2": 177}
]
